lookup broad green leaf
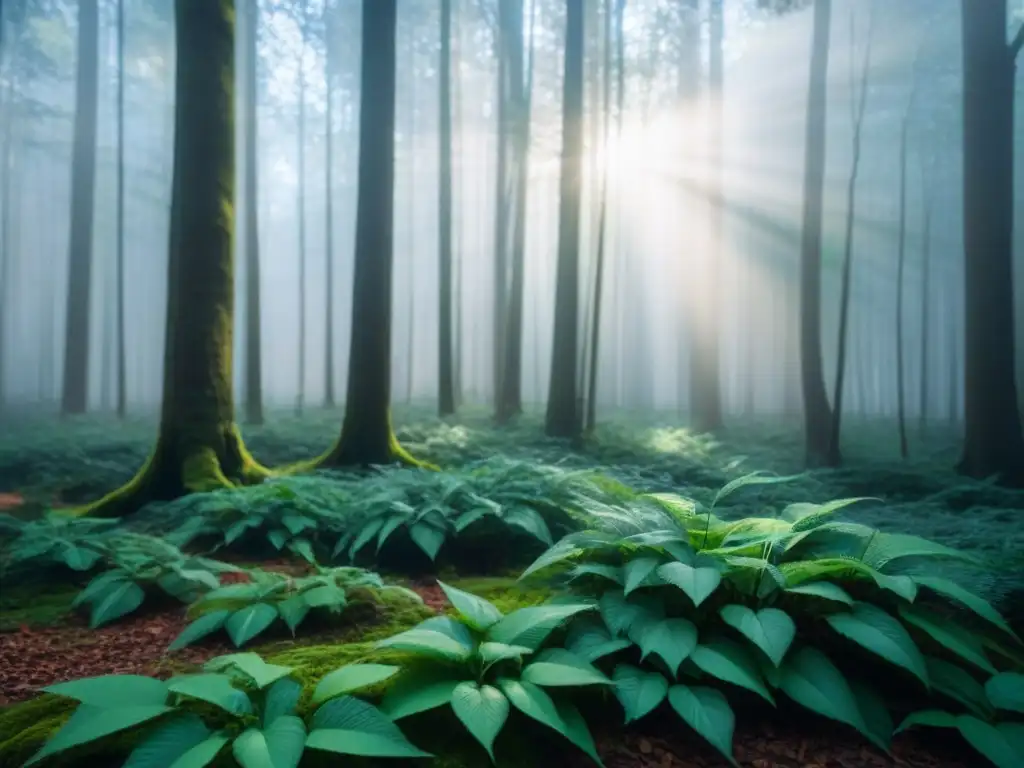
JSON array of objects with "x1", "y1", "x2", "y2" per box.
[
  {"x1": 486, "y1": 602, "x2": 596, "y2": 650},
  {"x1": 202, "y1": 653, "x2": 294, "y2": 690},
  {"x1": 565, "y1": 618, "x2": 633, "y2": 662},
  {"x1": 913, "y1": 576, "x2": 1019, "y2": 641},
  {"x1": 281, "y1": 514, "x2": 316, "y2": 535},
  {"x1": 90, "y1": 580, "x2": 146, "y2": 628},
  {"x1": 826, "y1": 603, "x2": 929, "y2": 686},
  {"x1": 307, "y1": 696, "x2": 432, "y2": 758},
  {"x1": 348, "y1": 519, "x2": 384, "y2": 558},
  {"x1": 719, "y1": 605, "x2": 796, "y2": 667},
  {"x1": 599, "y1": 590, "x2": 664, "y2": 637},
  {"x1": 42, "y1": 675, "x2": 168, "y2": 707},
  {"x1": 519, "y1": 541, "x2": 586, "y2": 580},
  {"x1": 783, "y1": 497, "x2": 876, "y2": 530},
  {"x1": 167, "y1": 674, "x2": 252, "y2": 716},
  {"x1": 303, "y1": 584, "x2": 347, "y2": 609},
  {"x1": 711, "y1": 471, "x2": 800, "y2": 509},
  {"x1": 496, "y1": 678, "x2": 597, "y2": 763},
  {"x1": 232, "y1": 716, "x2": 306, "y2": 768},
  {"x1": 25, "y1": 704, "x2": 172, "y2": 766},
  {"x1": 264, "y1": 678, "x2": 302, "y2": 726},
  {"x1": 901, "y1": 712, "x2": 1024, "y2": 768},
  {"x1": 266, "y1": 529, "x2": 288, "y2": 550},
  {"x1": 437, "y1": 581, "x2": 504, "y2": 631},
  {"x1": 986, "y1": 672, "x2": 1024, "y2": 714},
  {"x1": 521, "y1": 649, "x2": 613, "y2": 687},
  {"x1": 451, "y1": 682, "x2": 509, "y2": 762},
  {"x1": 376, "y1": 515, "x2": 407, "y2": 552},
  {"x1": 784, "y1": 581, "x2": 853, "y2": 606},
  {"x1": 898, "y1": 605, "x2": 996, "y2": 674},
  {"x1": 997, "y1": 723, "x2": 1024, "y2": 758},
  {"x1": 667, "y1": 685, "x2": 738, "y2": 767},
  {"x1": 895, "y1": 709, "x2": 957, "y2": 733},
  {"x1": 505, "y1": 506, "x2": 554, "y2": 545},
  {"x1": 312, "y1": 664, "x2": 401, "y2": 705},
  {"x1": 848, "y1": 679, "x2": 893, "y2": 752},
  {"x1": 379, "y1": 673, "x2": 463, "y2": 720},
  {"x1": 569, "y1": 563, "x2": 624, "y2": 585},
  {"x1": 277, "y1": 595, "x2": 310, "y2": 634},
  {"x1": 628, "y1": 616, "x2": 697, "y2": 675},
  {"x1": 554, "y1": 700, "x2": 605, "y2": 767},
  {"x1": 225, "y1": 603, "x2": 280, "y2": 647},
  {"x1": 169, "y1": 610, "x2": 233, "y2": 652},
  {"x1": 613, "y1": 665, "x2": 668, "y2": 723},
  {"x1": 779, "y1": 647, "x2": 865, "y2": 732},
  {"x1": 657, "y1": 562, "x2": 722, "y2": 607},
  {"x1": 479, "y1": 642, "x2": 534, "y2": 664},
  {"x1": 169, "y1": 734, "x2": 231, "y2": 768},
  {"x1": 122, "y1": 714, "x2": 213, "y2": 768},
  {"x1": 453, "y1": 507, "x2": 493, "y2": 532},
  {"x1": 690, "y1": 639, "x2": 774, "y2": 704},
  {"x1": 73, "y1": 570, "x2": 130, "y2": 608},
  {"x1": 926, "y1": 656, "x2": 992, "y2": 718},
  {"x1": 623, "y1": 557, "x2": 661, "y2": 596},
  {"x1": 375, "y1": 618, "x2": 475, "y2": 662},
  {"x1": 409, "y1": 522, "x2": 447, "y2": 560}
]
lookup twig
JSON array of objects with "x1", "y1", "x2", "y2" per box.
[{"x1": 1011, "y1": 23, "x2": 1024, "y2": 60}]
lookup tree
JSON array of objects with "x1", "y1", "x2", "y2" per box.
[
  {"x1": 312, "y1": 0, "x2": 421, "y2": 467},
  {"x1": 295, "y1": 0, "x2": 309, "y2": 416},
  {"x1": 438, "y1": 0, "x2": 456, "y2": 417},
  {"x1": 545, "y1": 0, "x2": 585, "y2": 439},
  {"x1": 798, "y1": 0, "x2": 834, "y2": 466},
  {"x1": 957, "y1": 1, "x2": 1024, "y2": 483},
  {"x1": 115, "y1": 0, "x2": 127, "y2": 418},
  {"x1": 323, "y1": 0, "x2": 336, "y2": 408},
  {"x1": 82, "y1": 0, "x2": 269, "y2": 517},
  {"x1": 61, "y1": 0, "x2": 100, "y2": 415},
  {"x1": 242, "y1": 0, "x2": 263, "y2": 424}
]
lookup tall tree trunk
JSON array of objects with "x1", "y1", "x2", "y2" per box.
[
  {"x1": 895, "y1": 101, "x2": 910, "y2": 459},
  {"x1": 691, "y1": 0, "x2": 725, "y2": 432},
  {"x1": 295, "y1": 0, "x2": 308, "y2": 415},
  {"x1": 918, "y1": 188, "x2": 932, "y2": 432},
  {"x1": 314, "y1": 0, "x2": 422, "y2": 467},
  {"x1": 544, "y1": 0, "x2": 584, "y2": 439},
  {"x1": 438, "y1": 0, "x2": 456, "y2": 416},
  {"x1": 0, "y1": 89, "x2": 11, "y2": 413},
  {"x1": 957, "y1": 1, "x2": 1024, "y2": 483},
  {"x1": 324, "y1": 0, "x2": 336, "y2": 408},
  {"x1": 115, "y1": 0, "x2": 127, "y2": 418},
  {"x1": 493, "y1": 20, "x2": 510, "y2": 411},
  {"x1": 61, "y1": 0, "x2": 100, "y2": 415},
  {"x1": 243, "y1": 0, "x2": 263, "y2": 424},
  {"x1": 798, "y1": 0, "x2": 834, "y2": 466},
  {"x1": 82, "y1": 0, "x2": 269, "y2": 518},
  {"x1": 583, "y1": 0, "x2": 612, "y2": 433},
  {"x1": 827, "y1": 8, "x2": 872, "y2": 465}
]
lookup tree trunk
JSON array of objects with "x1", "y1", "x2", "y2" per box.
[
  {"x1": 0, "y1": 87, "x2": 11, "y2": 413},
  {"x1": 61, "y1": 0, "x2": 100, "y2": 415},
  {"x1": 82, "y1": 0, "x2": 269, "y2": 517},
  {"x1": 438, "y1": 0, "x2": 456, "y2": 416},
  {"x1": 493, "y1": 17, "x2": 510, "y2": 411},
  {"x1": 544, "y1": 0, "x2": 584, "y2": 439},
  {"x1": 295, "y1": 0, "x2": 308, "y2": 415},
  {"x1": 957, "y1": 1, "x2": 1024, "y2": 483},
  {"x1": 314, "y1": 0, "x2": 423, "y2": 468},
  {"x1": 798, "y1": 0, "x2": 834, "y2": 466},
  {"x1": 115, "y1": 0, "x2": 127, "y2": 418},
  {"x1": 243, "y1": 0, "x2": 263, "y2": 424},
  {"x1": 324, "y1": 0, "x2": 336, "y2": 408},
  {"x1": 918, "y1": 190, "x2": 931, "y2": 432},
  {"x1": 895, "y1": 106, "x2": 909, "y2": 459}
]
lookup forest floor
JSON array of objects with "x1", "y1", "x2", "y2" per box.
[{"x1": 0, "y1": 405, "x2": 1021, "y2": 767}]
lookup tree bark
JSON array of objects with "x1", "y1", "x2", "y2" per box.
[
  {"x1": 295, "y1": 0, "x2": 308, "y2": 415},
  {"x1": 61, "y1": 0, "x2": 100, "y2": 415},
  {"x1": 243, "y1": 0, "x2": 263, "y2": 424},
  {"x1": 918, "y1": 188, "x2": 931, "y2": 432},
  {"x1": 324, "y1": 0, "x2": 336, "y2": 408},
  {"x1": 544, "y1": 0, "x2": 585, "y2": 439},
  {"x1": 438, "y1": 0, "x2": 456, "y2": 416},
  {"x1": 895, "y1": 103, "x2": 910, "y2": 459},
  {"x1": 798, "y1": 0, "x2": 834, "y2": 466},
  {"x1": 82, "y1": 0, "x2": 269, "y2": 517},
  {"x1": 115, "y1": 0, "x2": 127, "y2": 418},
  {"x1": 957, "y1": 2, "x2": 1024, "y2": 483}
]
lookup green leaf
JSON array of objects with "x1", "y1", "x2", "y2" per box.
[
  {"x1": 505, "y1": 506, "x2": 554, "y2": 546},
  {"x1": 779, "y1": 647, "x2": 866, "y2": 733},
  {"x1": 225, "y1": 603, "x2": 280, "y2": 647},
  {"x1": 281, "y1": 514, "x2": 316, "y2": 535},
  {"x1": 613, "y1": 665, "x2": 668, "y2": 723},
  {"x1": 122, "y1": 715, "x2": 215, "y2": 768},
  {"x1": 913, "y1": 576, "x2": 1020, "y2": 641},
  {"x1": 73, "y1": 570, "x2": 130, "y2": 608},
  {"x1": 656, "y1": 562, "x2": 722, "y2": 607},
  {"x1": 409, "y1": 522, "x2": 447, "y2": 560},
  {"x1": 719, "y1": 605, "x2": 796, "y2": 667},
  {"x1": 204, "y1": 653, "x2": 293, "y2": 689},
  {"x1": 479, "y1": 642, "x2": 534, "y2": 664},
  {"x1": 277, "y1": 595, "x2": 310, "y2": 634},
  {"x1": 554, "y1": 700, "x2": 605, "y2": 767},
  {"x1": 375, "y1": 618, "x2": 476, "y2": 661},
  {"x1": 90, "y1": 580, "x2": 146, "y2": 628},
  {"x1": 379, "y1": 674, "x2": 463, "y2": 720},
  {"x1": 496, "y1": 678, "x2": 599, "y2": 764},
  {"x1": 437, "y1": 581, "x2": 504, "y2": 631},
  {"x1": 926, "y1": 656, "x2": 992, "y2": 718},
  {"x1": 312, "y1": 664, "x2": 401, "y2": 705},
  {"x1": 519, "y1": 540, "x2": 587, "y2": 580},
  {"x1": 348, "y1": 518, "x2": 384, "y2": 558},
  {"x1": 232, "y1": 716, "x2": 306, "y2": 768},
  {"x1": 307, "y1": 696, "x2": 433, "y2": 758},
  {"x1": 569, "y1": 563, "x2": 624, "y2": 585},
  {"x1": 303, "y1": 584, "x2": 347, "y2": 609},
  {"x1": 690, "y1": 639, "x2": 774, "y2": 704},
  {"x1": 169, "y1": 610, "x2": 232, "y2": 652},
  {"x1": 784, "y1": 581, "x2": 853, "y2": 606},
  {"x1": 167, "y1": 674, "x2": 252, "y2": 716},
  {"x1": 453, "y1": 507, "x2": 493, "y2": 532},
  {"x1": 599, "y1": 590, "x2": 664, "y2": 637},
  {"x1": 486, "y1": 602, "x2": 596, "y2": 650},
  {"x1": 895, "y1": 709, "x2": 958, "y2": 733},
  {"x1": 376, "y1": 515, "x2": 407, "y2": 552},
  {"x1": 42, "y1": 675, "x2": 168, "y2": 707},
  {"x1": 263, "y1": 678, "x2": 303, "y2": 726},
  {"x1": 628, "y1": 616, "x2": 697, "y2": 676},
  {"x1": 826, "y1": 603, "x2": 929, "y2": 687},
  {"x1": 986, "y1": 672, "x2": 1024, "y2": 714},
  {"x1": 25, "y1": 704, "x2": 173, "y2": 766},
  {"x1": 451, "y1": 682, "x2": 509, "y2": 762},
  {"x1": 565, "y1": 618, "x2": 633, "y2": 662},
  {"x1": 711, "y1": 471, "x2": 800, "y2": 509},
  {"x1": 848, "y1": 679, "x2": 893, "y2": 752},
  {"x1": 521, "y1": 649, "x2": 613, "y2": 687},
  {"x1": 898, "y1": 604, "x2": 996, "y2": 674},
  {"x1": 267, "y1": 529, "x2": 288, "y2": 550},
  {"x1": 899, "y1": 712, "x2": 1024, "y2": 768},
  {"x1": 623, "y1": 557, "x2": 661, "y2": 596},
  {"x1": 667, "y1": 685, "x2": 738, "y2": 767},
  {"x1": 783, "y1": 497, "x2": 876, "y2": 530}
]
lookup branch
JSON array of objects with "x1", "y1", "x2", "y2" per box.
[{"x1": 1011, "y1": 23, "x2": 1024, "y2": 61}]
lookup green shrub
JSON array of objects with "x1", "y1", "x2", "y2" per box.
[
  {"x1": 0, "y1": 513, "x2": 117, "y2": 574},
  {"x1": 519, "y1": 473, "x2": 1024, "y2": 767}
]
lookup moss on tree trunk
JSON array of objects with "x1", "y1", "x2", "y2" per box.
[{"x1": 80, "y1": 0, "x2": 268, "y2": 518}]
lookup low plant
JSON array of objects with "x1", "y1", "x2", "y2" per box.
[
  {"x1": 519, "y1": 473, "x2": 1024, "y2": 767},
  {"x1": 25, "y1": 651, "x2": 430, "y2": 767},
  {"x1": 373, "y1": 580, "x2": 609, "y2": 764},
  {"x1": 72, "y1": 533, "x2": 241, "y2": 628},
  {"x1": 0, "y1": 512, "x2": 117, "y2": 574},
  {"x1": 169, "y1": 565, "x2": 417, "y2": 650}
]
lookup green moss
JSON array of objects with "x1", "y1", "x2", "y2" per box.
[
  {"x1": 447, "y1": 576, "x2": 552, "y2": 614},
  {"x1": 0, "y1": 695, "x2": 76, "y2": 767},
  {"x1": 0, "y1": 584, "x2": 78, "y2": 630}
]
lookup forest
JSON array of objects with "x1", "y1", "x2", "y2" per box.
[{"x1": 0, "y1": 0, "x2": 1023, "y2": 766}]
